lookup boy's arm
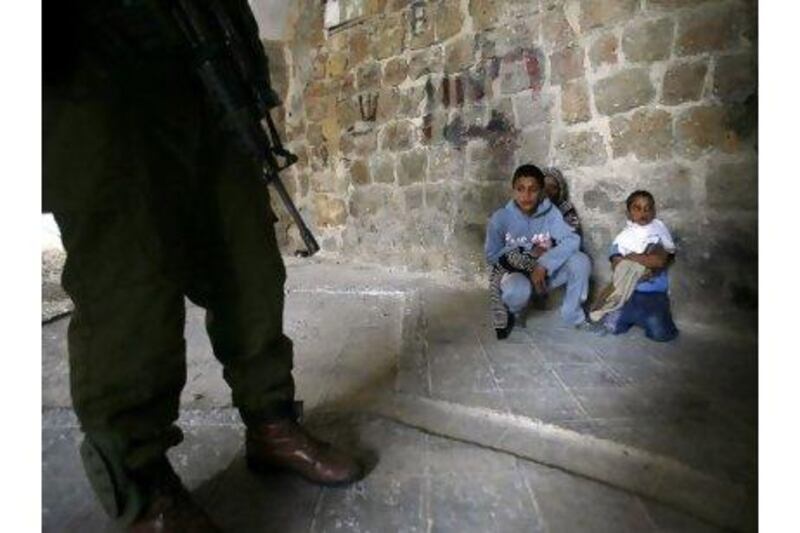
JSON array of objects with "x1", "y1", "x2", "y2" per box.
[
  {"x1": 485, "y1": 212, "x2": 512, "y2": 265},
  {"x1": 537, "y1": 210, "x2": 579, "y2": 274},
  {"x1": 626, "y1": 244, "x2": 674, "y2": 270}
]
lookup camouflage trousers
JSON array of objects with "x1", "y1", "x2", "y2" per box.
[{"x1": 51, "y1": 96, "x2": 295, "y2": 525}]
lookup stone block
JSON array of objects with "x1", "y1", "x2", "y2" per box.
[
  {"x1": 550, "y1": 45, "x2": 585, "y2": 85},
  {"x1": 310, "y1": 50, "x2": 328, "y2": 80},
  {"x1": 404, "y1": 184, "x2": 425, "y2": 211},
  {"x1": 461, "y1": 102, "x2": 487, "y2": 130},
  {"x1": 409, "y1": 47, "x2": 444, "y2": 80},
  {"x1": 379, "y1": 121, "x2": 416, "y2": 151},
  {"x1": 429, "y1": 146, "x2": 466, "y2": 182},
  {"x1": 320, "y1": 114, "x2": 341, "y2": 150},
  {"x1": 706, "y1": 159, "x2": 757, "y2": 211},
  {"x1": 589, "y1": 33, "x2": 618, "y2": 69},
  {"x1": 326, "y1": 52, "x2": 348, "y2": 79},
  {"x1": 470, "y1": 0, "x2": 501, "y2": 32},
  {"x1": 713, "y1": 53, "x2": 757, "y2": 104},
  {"x1": 399, "y1": 84, "x2": 427, "y2": 118},
  {"x1": 676, "y1": 4, "x2": 738, "y2": 56},
  {"x1": 466, "y1": 137, "x2": 516, "y2": 182},
  {"x1": 675, "y1": 105, "x2": 737, "y2": 158},
  {"x1": 397, "y1": 148, "x2": 429, "y2": 186},
  {"x1": 456, "y1": 182, "x2": 509, "y2": 225},
  {"x1": 517, "y1": 126, "x2": 552, "y2": 166},
  {"x1": 561, "y1": 78, "x2": 591, "y2": 125},
  {"x1": 497, "y1": 48, "x2": 544, "y2": 95},
  {"x1": 348, "y1": 186, "x2": 392, "y2": 217},
  {"x1": 641, "y1": 163, "x2": 694, "y2": 211},
  {"x1": 305, "y1": 95, "x2": 332, "y2": 122},
  {"x1": 543, "y1": 6, "x2": 578, "y2": 51},
  {"x1": 336, "y1": 96, "x2": 360, "y2": 132},
  {"x1": 308, "y1": 143, "x2": 331, "y2": 172},
  {"x1": 582, "y1": 180, "x2": 625, "y2": 213},
  {"x1": 435, "y1": 2, "x2": 465, "y2": 41},
  {"x1": 376, "y1": 87, "x2": 402, "y2": 124},
  {"x1": 368, "y1": 152, "x2": 396, "y2": 184},
  {"x1": 610, "y1": 108, "x2": 673, "y2": 161},
  {"x1": 622, "y1": 18, "x2": 674, "y2": 63},
  {"x1": 513, "y1": 90, "x2": 555, "y2": 130},
  {"x1": 340, "y1": 128, "x2": 378, "y2": 158},
  {"x1": 386, "y1": 0, "x2": 406, "y2": 12},
  {"x1": 445, "y1": 35, "x2": 475, "y2": 74},
  {"x1": 372, "y1": 12, "x2": 406, "y2": 60},
  {"x1": 350, "y1": 159, "x2": 370, "y2": 186},
  {"x1": 648, "y1": 0, "x2": 714, "y2": 8},
  {"x1": 349, "y1": 28, "x2": 370, "y2": 67},
  {"x1": 357, "y1": 62, "x2": 382, "y2": 91},
  {"x1": 310, "y1": 167, "x2": 341, "y2": 194},
  {"x1": 364, "y1": 0, "x2": 387, "y2": 15},
  {"x1": 383, "y1": 57, "x2": 409, "y2": 87},
  {"x1": 554, "y1": 130, "x2": 608, "y2": 167},
  {"x1": 477, "y1": 18, "x2": 541, "y2": 59},
  {"x1": 422, "y1": 110, "x2": 448, "y2": 146},
  {"x1": 661, "y1": 60, "x2": 708, "y2": 105},
  {"x1": 580, "y1": 0, "x2": 640, "y2": 30},
  {"x1": 465, "y1": 139, "x2": 491, "y2": 181},
  {"x1": 408, "y1": 1, "x2": 436, "y2": 50},
  {"x1": 313, "y1": 194, "x2": 347, "y2": 227},
  {"x1": 594, "y1": 68, "x2": 655, "y2": 116}
]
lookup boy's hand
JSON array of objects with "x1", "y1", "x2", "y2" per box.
[
  {"x1": 531, "y1": 245, "x2": 548, "y2": 258},
  {"x1": 531, "y1": 265, "x2": 548, "y2": 295},
  {"x1": 610, "y1": 255, "x2": 623, "y2": 270}
]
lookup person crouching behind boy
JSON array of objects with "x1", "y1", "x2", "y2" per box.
[
  {"x1": 599, "y1": 190, "x2": 679, "y2": 342},
  {"x1": 485, "y1": 164, "x2": 593, "y2": 339}
]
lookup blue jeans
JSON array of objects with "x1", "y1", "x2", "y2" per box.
[
  {"x1": 606, "y1": 291, "x2": 678, "y2": 342},
  {"x1": 500, "y1": 252, "x2": 591, "y2": 325}
]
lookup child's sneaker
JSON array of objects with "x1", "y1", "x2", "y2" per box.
[
  {"x1": 575, "y1": 320, "x2": 609, "y2": 336},
  {"x1": 495, "y1": 313, "x2": 515, "y2": 340}
]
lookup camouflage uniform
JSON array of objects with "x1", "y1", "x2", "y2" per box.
[{"x1": 44, "y1": 1, "x2": 295, "y2": 524}]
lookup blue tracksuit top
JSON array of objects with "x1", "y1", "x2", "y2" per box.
[{"x1": 485, "y1": 198, "x2": 580, "y2": 275}]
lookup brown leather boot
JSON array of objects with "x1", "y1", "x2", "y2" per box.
[
  {"x1": 129, "y1": 459, "x2": 221, "y2": 533},
  {"x1": 245, "y1": 419, "x2": 364, "y2": 486}
]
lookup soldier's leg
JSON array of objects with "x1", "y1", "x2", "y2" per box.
[
  {"x1": 54, "y1": 204, "x2": 188, "y2": 525},
  {"x1": 184, "y1": 132, "x2": 295, "y2": 424},
  {"x1": 184, "y1": 131, "x2": 362, "y2": 486}
]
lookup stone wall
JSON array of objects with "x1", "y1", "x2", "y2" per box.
[{"x1": 268, "y1": 0, "x2": 757, "y2": 316}]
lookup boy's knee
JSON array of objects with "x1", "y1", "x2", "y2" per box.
[
  {"x1": 567, "y1": 252, "x2": 591, "y2": 279},
  {"x1": 501, "y1": 273, "x2": 532, "y2": 311},
  {"x1": 644, "y1": 317, "x2": 678, "y2": 342}
]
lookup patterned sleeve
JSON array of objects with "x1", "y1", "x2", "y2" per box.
[{"x1": 499, "y1": 248, "x2": 537, "y2": 273}]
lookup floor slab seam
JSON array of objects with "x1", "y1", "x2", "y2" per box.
[{"x1": 475, "y1": 332, "x2": 512, "y2": 415}]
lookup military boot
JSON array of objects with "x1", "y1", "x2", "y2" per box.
[
  {"x1": 245, "y1": 419, "x2": 364, "y2": 486},
  {"x1": 128, "y1": 459, "x2": 221, "y2": 533}
]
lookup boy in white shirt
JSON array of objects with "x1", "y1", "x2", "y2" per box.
[{"x1": 599, "y1": 190, "x2": 679, "y2": 342}]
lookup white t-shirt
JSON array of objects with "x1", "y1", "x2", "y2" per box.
[{"x1": 612, "y1": 219, "x2": 676, "y2": 256}]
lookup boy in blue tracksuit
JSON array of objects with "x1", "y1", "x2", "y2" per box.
[{"x1": 485, "y1": 164, "x2": 593, "y2": 339}]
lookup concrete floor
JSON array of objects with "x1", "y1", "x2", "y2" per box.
[{"x1": 42, "y1": 259, "x2": 756, "y2": 532}]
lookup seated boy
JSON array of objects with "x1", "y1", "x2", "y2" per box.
[
  {"x1": 598, "y1": 190, "x2": 679, "y2": 342},
  {"x1": 485, "y1": 164, "x2": 593, "y2": 339}
]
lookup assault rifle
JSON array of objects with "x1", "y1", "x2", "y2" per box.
[{"x1": 172, "y1": 0, "x2": 319, "y2": 256}]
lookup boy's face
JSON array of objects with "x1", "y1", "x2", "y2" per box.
[
  {"x1": 544, "y1": 176, "x2": 560, "y2": 202},
  {"x1": 513, "y1": 176, "x2": 542, "y2": 215},
  {"x1": 627, "y1": 196, "x2": 655, "y2": 225}
]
